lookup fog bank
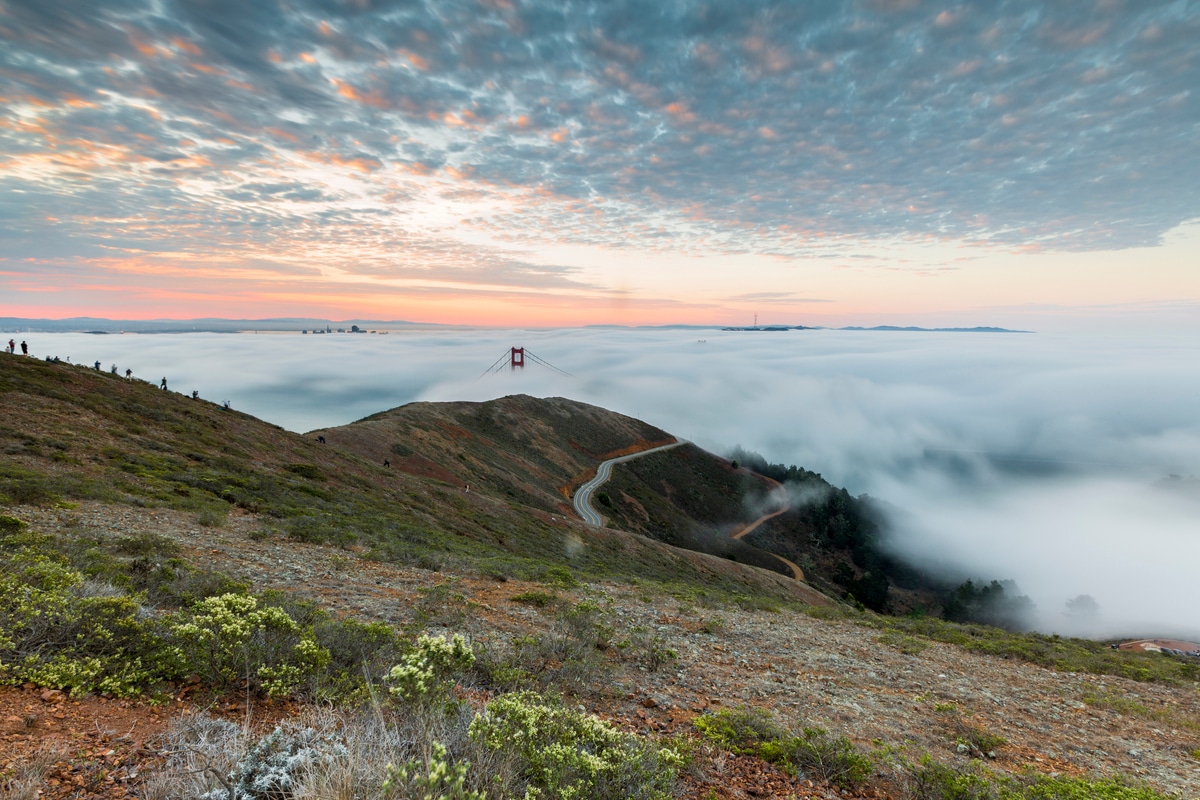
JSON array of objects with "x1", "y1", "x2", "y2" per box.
[{"x1": 21, "y1": 328, "x2": 1200, "y2": 638}]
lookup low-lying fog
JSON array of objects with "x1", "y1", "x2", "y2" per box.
[{"x1": 25, "y1": 328, "x2": 1200, "y2": 639}]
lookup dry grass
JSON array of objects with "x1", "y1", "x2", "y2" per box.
[{"x1": 144, "y1": 700, "x2": 520, "y2": 800}]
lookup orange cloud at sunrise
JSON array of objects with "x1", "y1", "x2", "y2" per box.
[{"x1": 0, "y1": 1, "x2": 1196, "y2": 330}]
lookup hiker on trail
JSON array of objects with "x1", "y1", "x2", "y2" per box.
[
  {"x1": 6, "y1": 339, "x2": 13, "y2": 353},
  {"x1": 160, "y1": 377, "x2": 167, "y2": 390},
  {"x1": 125, "y1": 368, "x2": 132, "y2": 379},
  {"x1": 20, "y1": 341, "x2": 28, "y2": 355},
  {"x1": 192, "y1": 390, "x2": 199, "y2": 399},
  {"x1": 222, "y1": 400, "x2": 230, "y2": 410},
  {"x1": 383, "y1": 458, "x2": 390, "y2": 467},
  {"x1": 317, "y1": 435, "x2": 326, "y2": 444},
  {"x1": 110, "y1": 364, "x2": 118, "y2": 374},
  {"x1": 94, "y1": 360, "x2": 101, "y2": 370}
]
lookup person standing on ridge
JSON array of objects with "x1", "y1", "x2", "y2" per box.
[
  {"x1": 20, "y1": 341, "x2": 28, "y2": 355},
  {"x1": 125, "y1": 368, "x2": 132, "y2": 379},
  {"x1": 161, "y1": 377, "x2": 168, "y2": 390},
  {"x1": 6, "y1": 339, "x2": 13, "y2": 353}
]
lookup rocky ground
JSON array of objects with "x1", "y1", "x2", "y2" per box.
[{"x1": 6, "y1": 502, "x2": 1200, "y2": 799}]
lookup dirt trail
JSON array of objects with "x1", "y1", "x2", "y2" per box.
[{"x1": 730, "y1": 501, "x2": 804, "y2": 581}]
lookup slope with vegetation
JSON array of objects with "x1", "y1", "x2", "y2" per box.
[{"x1": 1, "y1": 355, "x2": 1197, "y2": 800}]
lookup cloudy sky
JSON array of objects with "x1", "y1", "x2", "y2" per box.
[{"x1": 2, "y1": 0, "x2": 1198, "y2": 328}]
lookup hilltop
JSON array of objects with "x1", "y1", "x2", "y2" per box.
[{"x1": 1, "y1": 354, "x2": 1197, "y2": 800}]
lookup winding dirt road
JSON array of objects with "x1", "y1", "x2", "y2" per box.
[{"x1": 730, "y1": 500, "x2": 805, "y2": 581}]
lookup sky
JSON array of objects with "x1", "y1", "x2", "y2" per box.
[
  {"x1": 2, "y1": 0, "x2": 1199, "y2": 329},
  {"x1": 23, "y1": 328, "x2": 1200, "y2": 637}
]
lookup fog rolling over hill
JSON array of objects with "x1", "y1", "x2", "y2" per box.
[{"x1": 20, "y1": 328, "x2": 1200, "y2": 639}]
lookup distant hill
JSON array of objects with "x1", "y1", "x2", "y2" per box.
[
  {"x1": 0, "y1": 316, "x2": 425, "y2": 333},
  {"x1": 837, "y1": 325, "x2": 1030, "y2": 333}
]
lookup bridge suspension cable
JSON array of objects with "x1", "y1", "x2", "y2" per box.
[{"x1": 475, "y1": 347, "x2": 575, "y2": 381}]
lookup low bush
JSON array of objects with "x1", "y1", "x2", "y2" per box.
[
  {"x1": 0, "y1": 549, "x2": 162, "y2": 696},
  {"x1": 470, "y1": 691, "x2": 682, "y2": 800},
  {"x1": 511, "y1": 589, "x2": 559, "y2": 607},
  {"x1": 167, "y1": 593, "x2": 331, "y2": 698},
  {"x1": 694, "y1": 707, "x2": 870, "y2": 788},
  {"x1": 906, "y1": 755, "x2": 998, "y2": 800},
  {"x1": 617, "y1": 626, "x2": 678, "y2": 672},
  {"x1": 386, "y1": 633, "x2": 475, "y2": 705},
  {"x1": 381, "y1": 741, "x2": 483, "y2": 800},
  {"x1": 896, "y1": 753, "x2": 1178, "y2": 800}
]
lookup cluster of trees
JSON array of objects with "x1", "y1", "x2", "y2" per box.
[
  {"x1": 728, "y1": 447, "x2": 908, "y2": 613},
  {"x1": 941, "y1": 579, "x2": 1036, "y2": 631},
  {"x1": 730, "y1": 448, "x2": 1049, "y2": 629}
]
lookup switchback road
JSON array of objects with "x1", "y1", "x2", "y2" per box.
[
  {"x1": 573, "y1": 440, "x2": 684, "y2": 526},
  {"x1": 730, "y1": 500, "x2": 805, "y2": 581},
  {"x1": 574, "y1": 442, "x2": 804, "y2": 582}
]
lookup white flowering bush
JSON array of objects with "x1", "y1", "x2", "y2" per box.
[
  {"x1": 381, "y1": 741, "x2": 484, "y2": 800},
  {"x1": 469, "y1": 691, "x2": 682, "y2": 800},
  {"x1": 386, "y1": 633, "x2": 475, "y2": 704},
  {"x1": 169, "y1": 593, "x2": 330, "y2": 697}
]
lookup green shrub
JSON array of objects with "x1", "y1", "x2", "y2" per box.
[
  {"x1": 511, "y1": 590, "x2": 559, "y2": 607},
  {"x1": 195, "y1": 505, "x2": 228, "y2": 528},
  {"x1": 382, "y1": 741, "x2": 483, "y2": 800},
  {"x1": 112, "y1": 532, "x2": 182, "y2": 558},
  {"x1": 0, "y1": 552, "x2": 162, "y2": 696},
  {"x1": 541, "y1": 565, "x2": 581, "y2": 589},
  {"x1": 285, "y1": 463, "x2": 325, "y2": 481},
  {"x1": 470, "y1": 691, "x2": 682, "y2": 800},
  {"x1": 907, "y1": 755, "x2": 998, "y2": 800},
  {"x1": 773, "y1": 727, "x2": 872, "y2": 787},
  {"x1": 693, "y1": 707, "x2": 787, "y2": 751},
  {"x1": 897, "y1": 755, "x2": 1177, "y2": 800},
  {"x1": 694, "y1": 707, "x2": 869, "y2": 788},
  {"x1": 168, "y1": 593, "x2": 330, "y2": 697},
  {"x1": 386, "y1": 633, "x2": 474, "y2": 704},
  {"x1": 617, "y1": 626, "x2": 678, "y2": 672},
  {"x1": 1017, "y1": 774, "x2": 1179, "y2": 799},
  {"x1": 413, "y1": 582, "x2": 472, "y2": 629}
]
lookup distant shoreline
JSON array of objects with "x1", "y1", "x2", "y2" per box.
[{"x1": 1, "y1": 318, "x2": 1032, "y2": 335}]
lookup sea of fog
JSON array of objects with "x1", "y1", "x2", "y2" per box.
[{"x1": 21, "y1": 328, "x2": 1200, "y2": 639}]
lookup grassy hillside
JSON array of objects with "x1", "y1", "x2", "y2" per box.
[
  {"x1": 315, "y1": 394, "x2": 674, "y2": 516},
  {"x1": 0, "y1": 356, "x2": 808, "y2": 602}
]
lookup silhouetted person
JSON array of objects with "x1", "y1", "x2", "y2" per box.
[
  {"x1": 110, "y1": 364, "x2": 117, "y2": 374},
  {"x1": 317, "y1": 435, "x2": 326, "y2": 444},
  {"x1": 383, "y1": 458, "x2": 390, "y2": 467},
  {"x1": 20, "y1": 341, "x2": 28, "y2": 355},
  {"x1": 94, "y1": 360, "x2": 101, "y2": 370},
  {"x1": 160, "y1": 377, "x2": 167, "y2": 390},
  {"x1": 192, "y1": 389, "x2": 199, "y2": 399},
  {"x1": 6, "y1": 339, "x2": 13, "y2": 353},
  {"x1": 125, "y1": 368, "x2": 132, "y2": 379}
]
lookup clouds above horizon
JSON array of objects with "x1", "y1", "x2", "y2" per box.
[{"x1": 2, "y1": 0, "x2": 1198, "y2": 321}]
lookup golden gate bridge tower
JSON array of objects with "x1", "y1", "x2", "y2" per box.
[{"x1": 477, "y1": 347, "x2": 573, "y2": 379}]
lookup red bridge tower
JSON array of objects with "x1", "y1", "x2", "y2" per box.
[{"x1": 510, "y1": 347, "x2": 525, "y2": 370}]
